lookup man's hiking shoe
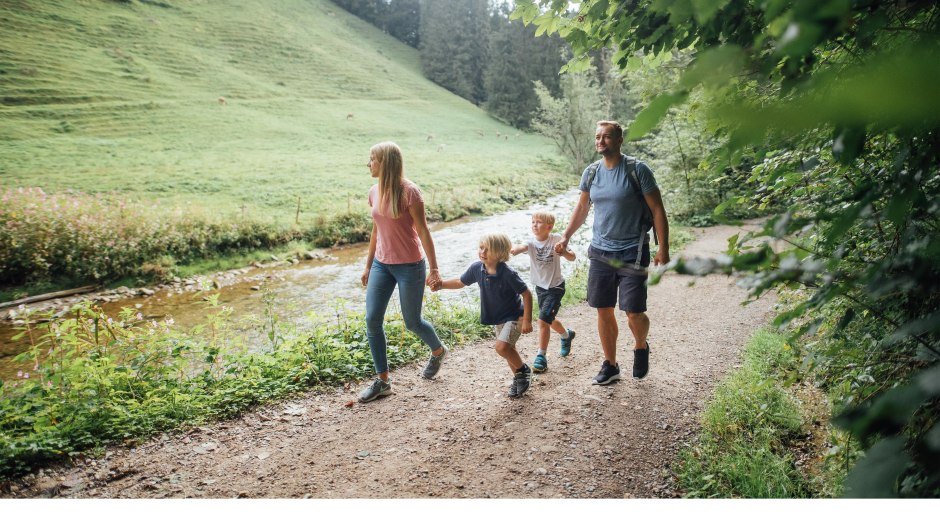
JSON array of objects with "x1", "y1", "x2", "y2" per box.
[
  {"x1": 633, "y1": 343, "x2": 650, "y2": 379},
  {"x1": 592, "y1": 360, "x2": 621, "y2": 385},
  {"x1": 421, "y1": 347, "x2": 447, "y2": 379},
  {"x1": 358, "y1": 378, "x2": 392, "y2": 403},
  {"x1": 559, "y1": 329, "x2": 576, "y2": 357},
  {"x1": 508, "y1": 365, "x2": 532, "y2": 398},
  {"x1": 532, "y1": 353, "x2": 548, "y2": 373}
]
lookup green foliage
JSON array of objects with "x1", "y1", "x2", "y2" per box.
[
  {"x1": 0, "y1": 296, "x2": 488, "y2": 479},
  {"x1": 531, "y1": 70, "x2": 606, "y2": 174},
  {"x1": 518, "y1": 0, "x2": 940, "y2": 497},
  {"x1": 419, "y1": 0, "x2": 489, "y2": 104},
  {"x1": 677, "y1": 329, "x2": 814, "y2": 497}
]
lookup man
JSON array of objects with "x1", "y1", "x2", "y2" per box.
[{"x1": 555, "y1": 120, "x2": 670, "y2": 384}]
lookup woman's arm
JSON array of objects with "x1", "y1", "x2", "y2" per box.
[
  {"x1": 361, "y1": 222, "x2": 377, "y2": 287},
  {"x1": 408, "y1": 198, "x2": 441, "y2": 288}
]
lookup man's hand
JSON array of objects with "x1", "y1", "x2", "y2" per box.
[
  {"x1": 554, "y1": 236, "x2": 570, "y2": 254},
  {"x1": 653, "y1": 248, "x2": 670, "y2": 266}
]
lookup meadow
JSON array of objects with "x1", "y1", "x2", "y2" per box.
[{"x1": 0, "y1": 0, "x2": 567, "y2": 287}]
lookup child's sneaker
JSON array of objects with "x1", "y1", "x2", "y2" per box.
[
  {"x1": 559, "y1": 329, "x2": 576, "y2": 357},
  {"x1": 358, "y1": 378, "x2": 392, "y2": 403},
  {"x1": 592, "y1": 360, "x2": 621, "y2": 385},
  {"x1": 421, "y1": 346, "x2": 447, "y2": 379},
  {"x1": 532, "y1": 353, "x2": 548, "y2": 373},
  {"x1": 508, "y1": 364, "x2": 532, "y2": 398},
  {"x1": 633, "y1": 342, "x2": 650, "y2": 379}
]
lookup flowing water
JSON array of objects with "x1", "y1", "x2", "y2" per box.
[{"x1": 0, "y1": 190, "x2": 594, "y2": 380}]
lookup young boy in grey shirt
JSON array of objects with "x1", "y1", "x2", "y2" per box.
[{"x1": 511, "y1": 211, "x2": 576, "y2": 373}]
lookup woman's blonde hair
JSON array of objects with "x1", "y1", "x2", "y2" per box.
[
  {"x1": 371, "y1": 141, "x2": 405, "y2": 219},
  {"x1": 479, "y1": 233, "x2": 512, "y2": 263}
]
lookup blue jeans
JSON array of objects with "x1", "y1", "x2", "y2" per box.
[{"x1": 365, "y1": 259, "x2": 443, "y2": 374}]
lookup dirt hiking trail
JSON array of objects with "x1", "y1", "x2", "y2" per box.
[{"x1": 7, "y1": 223, "x2": 775, "y2": 498}]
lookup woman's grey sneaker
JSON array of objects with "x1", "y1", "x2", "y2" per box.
[
  {"x1": 508, "y1": 364, "x2": 532, "y2": 398},
  {"x1": 633, "y1": 342, "x2": 650, "y2": 379},
  {"x1": 421, "y1": 347, "x2": 448, "y2": 379},
  {"x1": 559, "y1": 329, "x2": 576, "y2": 357},
  {"x1": 358, "y1": 378, "x2": 392, "y2": 403},
  {"x1": 592, "y1": 360, "x2": 621, "y2": 385}
]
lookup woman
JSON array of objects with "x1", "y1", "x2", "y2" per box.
[{"x1": 358, "y1": 142, "x2": 446, "y2": 403}]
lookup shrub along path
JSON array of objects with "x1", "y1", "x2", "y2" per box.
[{"x1": 6, "y1": 224, "x2": 775, "y2": 498}]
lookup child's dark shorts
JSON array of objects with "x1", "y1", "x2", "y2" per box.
[
  {"x1": 587, "y1": 244, "x2": 650, "y2": 313},
  {"x1": 535, "y1": 282, "x2": 566, "y2": 324}
]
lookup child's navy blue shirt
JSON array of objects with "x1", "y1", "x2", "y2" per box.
[{"x1": 460, "y1": 261, "x2": 529, "y2": 325}]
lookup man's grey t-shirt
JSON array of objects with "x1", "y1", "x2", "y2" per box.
[{"x1": 579, "y1": 155, "x2": 658, "y2": 252}]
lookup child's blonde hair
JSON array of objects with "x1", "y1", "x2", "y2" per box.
[
  {"x1": 531, "y1": 211, "x2": 556, "y2": 228},
  {"x1": 480, "y1": 233, "x2": 512, "y2": 263}
]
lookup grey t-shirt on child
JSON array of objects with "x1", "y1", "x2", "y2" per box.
[
  {"x1": 527, "y1": 234, "x2": 565, "y2": 290},
  {"x1": 579, "y1": 155, "x2": 658, "y2": 252}
]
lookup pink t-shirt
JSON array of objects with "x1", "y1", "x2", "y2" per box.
[{"x1": 368, "y1": 180, "x2": 425, "y2": 264}]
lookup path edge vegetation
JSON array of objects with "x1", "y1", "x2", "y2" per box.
[{"x1": 515, "y1": 0, "x2": 940, "y2": 498}]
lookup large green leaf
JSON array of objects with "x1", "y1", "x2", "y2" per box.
[
  {"x1": 626, "y1": 91, "x2": 689, "y2": 140},
  {"x1": 691, "y1": 0, "x2": 731, "y2": 24},
  {"x1": 844, "y1": 436, "x2": 910, "y2": 498}
]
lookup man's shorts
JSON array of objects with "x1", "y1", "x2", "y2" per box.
[
  {"x1": 587, "y1": 244, "x2": 650, "y2": 313},
  {"x1": 535, "y1": 282, "x2": 566, "y2": 324},
  {"x1": 494, "y1": 320, "x2": 522, "y2": 346}
]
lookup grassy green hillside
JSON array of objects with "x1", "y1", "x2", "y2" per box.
[{"x1": 0, "y1": 0, "x2": 564, "y2": 225}]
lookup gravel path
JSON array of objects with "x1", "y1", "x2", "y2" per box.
[{"x1": 5, "y1": 223, "x2": 775, "y2": 498}]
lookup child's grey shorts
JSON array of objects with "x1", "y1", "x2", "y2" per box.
[{"x1": 494, "y1": 320, "x2": 522, "y2": 346}]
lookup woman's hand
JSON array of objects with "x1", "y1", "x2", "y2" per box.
[
  {"x1": 426, "y1": 268, "x2": 441, "y2": 290},
  {"x1": 361, "y1": 268, "x2": 370, "y2": 287}
]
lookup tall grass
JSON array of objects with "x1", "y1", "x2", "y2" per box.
[
  {"x1": 0, "y1": 294, "x2": 488, "y2": 479},
  {"x1": 677, "y1": 329, "x2": 815, "y2": 497},
  {"x1": 0, "y1": 187, "x2": 371, "y2": 285}
]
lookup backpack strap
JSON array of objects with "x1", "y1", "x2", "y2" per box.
[
  {"x1": 623, "y1": 155, "x2": 658, "y2": 246},
  {"x1": 585, "y1": 160, "x2": 602, "y2": 192}
]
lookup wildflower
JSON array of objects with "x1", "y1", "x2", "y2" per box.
[
  {"x1": 16, "y1": 371, "x2": 22, "y2": 378},
  {"x1": 166, "y1": 317, "x2": 175, "y2": 326},
  {"x1": 23, "y1": 372, "x2": 29, "y2": 379},
  {"x1": 136, "y1": 312, "x2": 144, "y2": 321}
]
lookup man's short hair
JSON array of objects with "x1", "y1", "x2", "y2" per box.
[
  {"x1": 596, "y1": 120, "x2": 623, "y2": 139},
  {"x1": 480, "y1": 233, "x2": 512, "y2": 263},
  {"x1": 531, "y1": 211, "x2": 556, "y2": 228}
]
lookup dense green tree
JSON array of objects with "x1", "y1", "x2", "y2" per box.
[
  {"x1": 484, "y1": 4, "x2": 566, "y2": 128},
  {"x1": 419, "y1": 0, "x2": 489, "y2": 104},
  {"x1": 332, "y1": 0, "x2": 420, "y2": 47},
  {"x1": 517, "y1": 0, "x2": 940, "y2": 498}
]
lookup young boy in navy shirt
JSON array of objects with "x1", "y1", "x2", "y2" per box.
[{"x1": 432, "y1": 233, "x2": 534, "y2": 398}]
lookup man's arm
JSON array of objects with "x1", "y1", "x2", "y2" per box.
[
  {"x1": 555, "y1": 191, "x2": 591, "y2": 253},
  {"x1": 644, "y1": 189, "x2": 670, "y2": 265}
]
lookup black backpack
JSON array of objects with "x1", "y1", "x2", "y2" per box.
[{"x1": 585, "y1": 155, "x2": 658, "y2": 245}]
